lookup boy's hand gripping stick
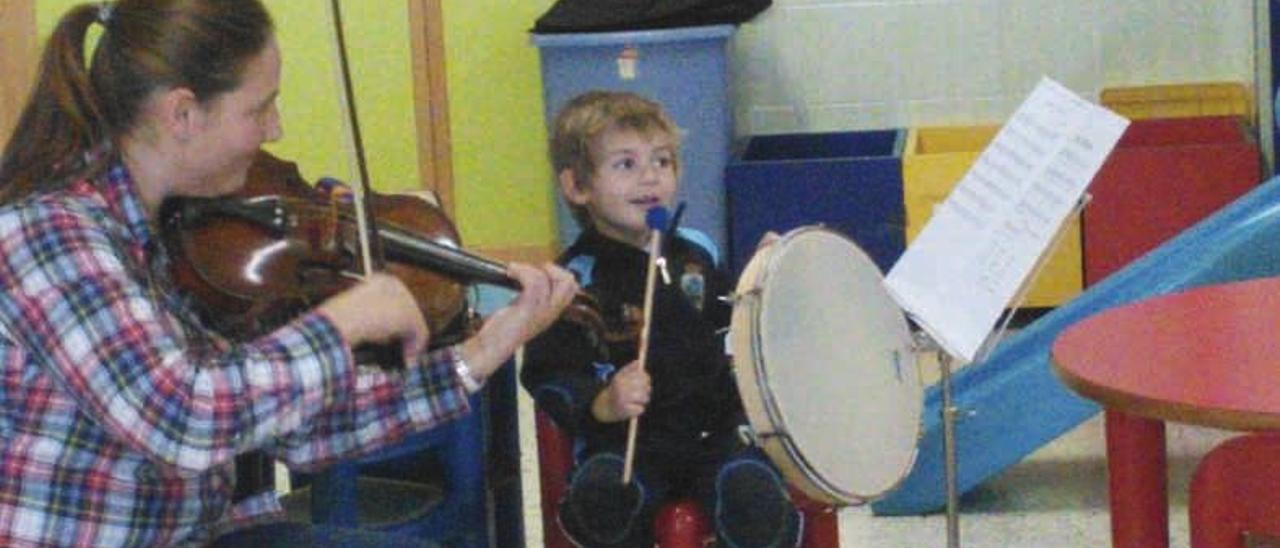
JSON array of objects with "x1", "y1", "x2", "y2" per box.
[{"x1": 621, "y1": 206, "x2": 670, "y2": 484}]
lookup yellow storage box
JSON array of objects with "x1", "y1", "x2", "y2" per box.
[
  {"x1": 902, "y1": 126, "x2": 1083, "y2": 308},
  {"x1": 1100, "y1": 82, "x2": 1251, "y2": 120}
]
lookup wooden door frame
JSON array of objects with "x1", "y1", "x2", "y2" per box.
[
  {"x1": 408, "y1": 0, "x2": 454, "y2": 217},
  {"x1": 0, "y1": 2, "x2": 36, "y2": 147}
]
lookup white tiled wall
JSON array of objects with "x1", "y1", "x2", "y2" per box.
[{"x1": 730, "y1": 0, "x2": 1255, "y2": 135}]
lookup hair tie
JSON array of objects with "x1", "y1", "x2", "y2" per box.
[{"x1": 97, "y1": 3, "x2": 114, "y2": 25}]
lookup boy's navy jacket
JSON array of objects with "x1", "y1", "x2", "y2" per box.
[
  {"x1": 521, "y1": 227, "x2": 744, "y2": 459},
  {"x1": 532, "y1": 0, "x2": 771, "y2": 33}
]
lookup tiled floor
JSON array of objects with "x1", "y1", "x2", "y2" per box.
[
  {"x1": 835, "y1": 417, "x2": 1233, "y2": 547},
  {"x1": 515, "y1": 361, "x2": 1238, "y2": 547}
]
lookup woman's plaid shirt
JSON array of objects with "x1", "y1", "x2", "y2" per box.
[{"x1": 0, "y1": 164, "x2": 472, "y2": 546}]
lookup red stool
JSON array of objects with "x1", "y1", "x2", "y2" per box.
[
  {"x1": 654, "y1": 501, "x2": 711, "y2": 548},
  {"x1": 1189, "y1": 432, "x2": 1280, "y2": 547},
  {"x1": 535, "y1": 411, "x2": 839, "y2": 547}
]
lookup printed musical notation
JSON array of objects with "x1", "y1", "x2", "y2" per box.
[{"x1": 885, "y1": 77, "x2": 1130, "y2": 362}]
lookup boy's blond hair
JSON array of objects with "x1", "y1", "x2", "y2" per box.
[{"x1": 549, "y1": 90, "x2": 682, "y2": 228}]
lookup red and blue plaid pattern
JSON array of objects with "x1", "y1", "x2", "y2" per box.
[{"x1": 0, "y1": 164, "x2": 471, "y2": 546}]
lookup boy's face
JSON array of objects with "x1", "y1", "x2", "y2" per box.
[{"x1": 562, "y1": 127, "x2": 678, "y2": 248}]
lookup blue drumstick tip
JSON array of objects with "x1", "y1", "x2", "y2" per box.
[{"x1": 645, "y1": 205, "x2": 671, "y2": 231}]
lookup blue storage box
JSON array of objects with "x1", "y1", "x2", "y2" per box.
[
  {"x1": 533, "y1": 25, "x2": 735, "y2": 252},
  {"x1": 725, "y1": 130, "x2": 907, "y2": 274}
]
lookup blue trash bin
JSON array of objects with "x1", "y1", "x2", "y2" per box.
[
  {"x1": 533, "y1": 25, "x2": 735, "y2": 253},
  {"x1": 725, "y1": 130, "x2": 908, "y2": 275}
]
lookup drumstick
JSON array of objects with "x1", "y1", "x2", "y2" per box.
[{"x1": 621, "y1": 205, "x2": 670, "y2": 484}]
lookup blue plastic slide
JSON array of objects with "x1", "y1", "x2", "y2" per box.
[{"x1": 872, "y1": 175, "x2": 1280, "y2": 515}]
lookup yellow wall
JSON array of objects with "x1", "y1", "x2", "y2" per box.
[
  {"x1": 267, "y1": 1, "x2": 421, "y2": 193},
  {"x1": 443, "y1": 0, "x2": 558, "y2": 253},
  {"x1": 36, "y1": 0, "x2": 422, "y2": 193}
]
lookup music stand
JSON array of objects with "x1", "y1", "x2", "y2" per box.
[{"x1": 907, "y1": 194, "x2": 1090, "y2": 548}]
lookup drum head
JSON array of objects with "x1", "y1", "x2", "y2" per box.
[{"x1": 731, "y1": 227, "x2": 922, "y2": 505}]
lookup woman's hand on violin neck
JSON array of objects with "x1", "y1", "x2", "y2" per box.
[
  {"x1": 510, "y1": 262, "x2": 579, "y2": 334},
  {"x1": 318, "y1": 273, "x2": 430, "y2": 360},
  {"x1": 461, "y1": 263, "x2": 578, "y2": 379}
]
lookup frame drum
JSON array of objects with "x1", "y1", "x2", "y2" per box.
[{"x1": 729, "y1": 227, "x2": 922, "y2": 506}]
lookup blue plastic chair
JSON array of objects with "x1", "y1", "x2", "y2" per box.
[{"x1": 298, "y1": 390, "x2": 489, "y2": 547}]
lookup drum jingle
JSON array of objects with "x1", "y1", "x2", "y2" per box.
[{"x1": 729, "y1": 226, "x2": 924, "y2": 506}]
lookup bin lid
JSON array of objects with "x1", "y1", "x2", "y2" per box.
[
  {"x1": 532, "y1": 0, "x2": 765, "y2": 36},
  {"x1": 531, "y1": 24, "x2": 734, "y2": 47}
]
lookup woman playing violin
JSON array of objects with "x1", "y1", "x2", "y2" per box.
[{"x1": 0, "y1": 1, "x2": 575, "y2": 546}]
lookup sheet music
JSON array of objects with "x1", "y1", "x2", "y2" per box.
[{"x1": 884, "y1": 77, "x2": 1130, "y2": 361}]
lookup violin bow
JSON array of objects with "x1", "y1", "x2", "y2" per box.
[
  {"x1": 621, "y1": 206, "x2": 671, "y2": 484},
  {"x1": 327, "y1": 0, "x2": 383, "y2": 274}
]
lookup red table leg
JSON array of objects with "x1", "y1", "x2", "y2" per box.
[{"x1": 1104, "y1": 410, "x2": 1168, "y2": 548}]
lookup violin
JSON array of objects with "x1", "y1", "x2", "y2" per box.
[{"x1": 159, "y1": 150, "x2": 625, "y2": 360}]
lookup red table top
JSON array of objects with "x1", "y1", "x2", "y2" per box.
[{"x1": 1052, "y1": 276, "x2": 1280, "y2": 431}]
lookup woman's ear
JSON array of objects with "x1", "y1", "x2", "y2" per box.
[
  {"x1": 559, "y1": 168, "x2": 590, "y2": 206},
  {"x1": 155, "y1": 87, "x2": 203, "y2": 141}
]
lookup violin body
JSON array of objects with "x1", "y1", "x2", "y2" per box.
[{"x1": 161, "y1": 151, "x2": 472, "y2": 346}]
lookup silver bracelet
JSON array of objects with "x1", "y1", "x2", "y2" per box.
[{"x1": 453, "y1": 355, "x2": 484, "y2": 394}]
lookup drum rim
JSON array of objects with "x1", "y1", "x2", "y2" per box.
[{"x1": 733, "y1": 226, "x2": 924, "y2": 505}]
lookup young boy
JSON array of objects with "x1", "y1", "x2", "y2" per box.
[{"x1": 521, "y1": 90, "x2": 801, "y2": 547}]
